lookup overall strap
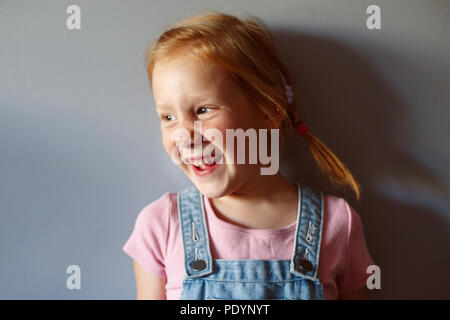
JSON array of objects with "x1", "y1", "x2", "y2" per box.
[
  {"x1": 177, "y1": 184, "x2": 214, "y2": 278},
  {"x1": 290, "y1": 183, "x2": 325, "y2": 281}
]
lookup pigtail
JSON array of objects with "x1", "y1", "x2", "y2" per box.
[
  {"x1": 281, "y1": 68, "x2": 362, "y2": 201},
  {"x1": 297, "y1": 120, "x2": 362, "y2": 200}
]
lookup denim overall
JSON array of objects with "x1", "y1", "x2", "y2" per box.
[{"x1": 177, "y1": 181, "x2": 325, "y2": 300}]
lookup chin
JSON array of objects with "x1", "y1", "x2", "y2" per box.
[
  {"x1": 180, "y1": 162, "x2": 242, "y2": 198},
  {"x1": 178, "y1": 162, "x2": 224, "y2": 196},
  {"x1": 192, "y1": 179, "x2": 228, "y2": 198}
]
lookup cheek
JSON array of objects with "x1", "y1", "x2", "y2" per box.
[
  {"x1": 161, "y1": 129, "x2": 174, "y2": 155},
  {"x1": 225, "y1": 113, "x2": 262, "y2": 131},
  {"x1": 205, "y1": 116, "x2": 241, "y2": 134}
]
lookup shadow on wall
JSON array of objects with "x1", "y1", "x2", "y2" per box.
[{"x1": 274, "y1": 29, "x2": 450, "y2": 299}]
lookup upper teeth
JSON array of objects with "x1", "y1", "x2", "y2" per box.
[
  {"x1": 193, "y1": 160, "x2": 203, "y2": 167},
  {"x1": 191, "y1": 158, "x2": 216, "y2": 167}
]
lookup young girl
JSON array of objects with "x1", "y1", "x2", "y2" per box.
[{"x1": 123, "y1": 11, "x2": 374, "y2": 300}]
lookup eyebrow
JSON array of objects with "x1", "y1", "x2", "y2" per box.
[
  {"x1": 155, "y1": 103, "x2": 170, "y2": 111},
  {"x1": 155, "y1": 95, "x2": 214, "y2": 111}
]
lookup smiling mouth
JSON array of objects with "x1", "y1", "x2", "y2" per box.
[
  {"x1": 191, "y1": 155, "x2": 216, "y2": 169},
  {"x1": 190, "y1": 159, "x2": 219, "y2": 177},
  {"x1": 184, "y1": 149, "x2": 223, "y2": 176},
  {"x1": 184, "y1": 148, "x2": 219, "y2": 165},
  {"x1": 192, "y1": 161, "x2": 216, "y2": 170}
]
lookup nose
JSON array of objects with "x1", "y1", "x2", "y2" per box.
[{"x1": 172, "y1": 118, "x2": 204, "y2": 157}]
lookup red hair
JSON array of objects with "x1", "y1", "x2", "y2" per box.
[{"x1": 145, "y1": 10, "x2": 361, "y2": 200}]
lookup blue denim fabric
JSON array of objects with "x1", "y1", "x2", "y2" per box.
[{"x1": 177, "y1": 181, "x2": 325, "y2": 300}]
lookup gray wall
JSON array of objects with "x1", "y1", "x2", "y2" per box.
[{"x1": 1, "y1": 0, "x2": 449, "y2": 299}]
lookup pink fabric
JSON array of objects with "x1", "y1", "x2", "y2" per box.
[{"x1": 123, "y1": 191, "x2": 375, "y2": 299}]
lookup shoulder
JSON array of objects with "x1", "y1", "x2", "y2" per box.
[
  {"x1": 321, "y1": 193, "x2": 372, "y2": 264},
  {"x1": 124, "y1": 191, "x2": 179, "y2": 256},
  {"x1": 322, "y1": 194, "x2": 352, "y2": 223},
  {"x1": 133, "y1": 192, "x2": 178, "y2": 228},
  {"x1": 321, "y1": 195, "x2": 374, "y2": 295},
  {"x1": 321, "y1": 194, "x2": 359, "y2": 243},
  {"x1": 123, "y1": 192, "x2": 180, "y2": 278},
  {"x1": 131, "y1": 191, "x2": 184, "y2": 244}
]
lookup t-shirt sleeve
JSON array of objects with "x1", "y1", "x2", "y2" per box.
[
  {"x1": 337, "y1": 202, "x2": 375, "y2": 295},
  {"x1": 122, "y1": 193, "x2": 171, "y2": 279}
]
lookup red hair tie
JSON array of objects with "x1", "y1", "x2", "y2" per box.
[{"x1": 295, "y1": 121, "x2": 308, "y2": 136}]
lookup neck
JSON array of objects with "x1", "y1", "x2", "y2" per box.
[{"x1": 212, "y1": 172, "x2": 297, "y2": 207}]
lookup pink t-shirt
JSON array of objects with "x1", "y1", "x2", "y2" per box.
[{"x1": 123, "y1": 191, "x2": 374, "y2": 299}]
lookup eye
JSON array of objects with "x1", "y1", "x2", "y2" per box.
[
  {"x1": 197, "y1": 106, "x2": 212, "y2": 115},
  {"x1": 161, "y1": 114, "x2": 175, "y2": 121}
]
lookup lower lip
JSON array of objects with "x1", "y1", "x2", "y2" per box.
[{"x1": 191, "y1": 162, "x2": 219, "y2": 177}]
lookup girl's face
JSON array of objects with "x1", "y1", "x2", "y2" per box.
[{"x1": 151, "y1": 54, "x2": 274, "y2": 198}]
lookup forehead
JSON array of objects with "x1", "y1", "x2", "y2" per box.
[{"x1": 151, "y1": 55, "x2": 238, "y2": 108}]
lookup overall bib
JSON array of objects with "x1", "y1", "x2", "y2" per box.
[{"x1": 177, "y1": 181, "x2": 325, "y2": 300}]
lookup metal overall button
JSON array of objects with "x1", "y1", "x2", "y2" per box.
[
  {"x1": 299, "y1": 259, "x2": 314, "y2": 272},
  {"x1": 191, "y1": 259, "x2": 207, "y2": 271},
  {"x1": 299, "y1": 248, "x2": 314, "y2": 272},
  {"x1": 191, "y1": 246, "x2": 206, "y2": 271}
]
